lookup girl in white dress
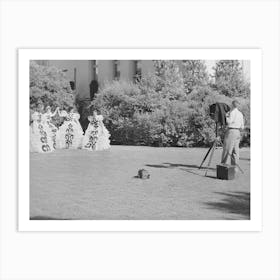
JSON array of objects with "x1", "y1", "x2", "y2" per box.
[
  {"x1": 83, "y1": 110, "x2": 111, "y2": 151},
  {"x1": 56, "y1": 107, "x2": 84, "y2": 149},
  {"x1": 43, "y1": 106, "x2": 59, "y2": 149},
  {"x1": 30, "y1": 104, "x2": 54, "y2": 153}
]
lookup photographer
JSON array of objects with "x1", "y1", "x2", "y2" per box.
[{"x1": 221, "y1": 100, "x2": 244, "y2": 172}]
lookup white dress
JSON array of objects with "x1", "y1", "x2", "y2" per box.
[
  {"x1": 43, "y1": 112, "x2": 58, "y2": 149},
  {"x1": 30, "y1": 112, "x2": 54, "y2": 153},
  {"x1": 82, "y1": 115, "x2": 111, "y2": 151},
  {"x1": 57, "y1": 111, "x2": 84, "y2": 149}
]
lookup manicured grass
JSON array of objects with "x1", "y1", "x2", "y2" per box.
[{"x1": 30, "y1": 145, "x2": 250, "y2": 220}]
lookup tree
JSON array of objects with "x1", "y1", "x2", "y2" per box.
[
  {"x1": 152, "y1": 60, "x2": 186, "y2": 100},
  {"x1": 181, "y1": 60, "x2": 209, "y2": 94},
  {"x1": 213, "y1": 60, "x2": 250, "y2": 98},
  {"x1": 29, "y1": 61, "x2": 75, "y2": 109}
]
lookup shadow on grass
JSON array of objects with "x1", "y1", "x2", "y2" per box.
[
  {"x1": 204, "y1": 191, "x2": 250, "y2": 219},
  {"x1": 145, "y1": 162, "x2": 218, "y2": 180},
  {"x1": 146, "y1": 162, "x2": 216, "y2": 171},
  {"x1": 240, "y1": 157, "x2": 250, "y2": 161},
  {"x1": 30, "y1": 216, "x2": 71, "y2": 220},
  {"x1": 180, "y1": 168, "x2": 217, "y2": 179}
]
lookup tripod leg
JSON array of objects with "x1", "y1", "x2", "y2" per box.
[
  {"x1": 235, "y1": 163, "x2": 244, "y2": 174},
  {"x1": 205, "y1": 141, "x2": 216, "y2": 176},
  {"x1": 229, "y1": 153, "x2": 244, "y2": 174},
  {"x1": 199, "y1": 143, "x2": 215, "y2": 169}
]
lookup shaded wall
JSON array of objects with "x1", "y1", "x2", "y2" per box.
[{"x1": 48, "y1": 60, "x2": 92, "y2": 99}]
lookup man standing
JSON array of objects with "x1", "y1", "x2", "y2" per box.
[{"x1": 221, "y1": 100, "x2": 244, "y2": 171}]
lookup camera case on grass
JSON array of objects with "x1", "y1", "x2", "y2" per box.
[{"x1": 216, "y1": 164, "x2": 235, "y2": 180}]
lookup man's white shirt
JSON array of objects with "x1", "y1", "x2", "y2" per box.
[{"x1": 226, "y1": 108, "x2": 244, "y2": 129}]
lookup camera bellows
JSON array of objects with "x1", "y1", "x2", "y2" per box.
[
  {"x1": 209, "y1": 102, "x2": 230, "y2": 126},
  {"x1": 138, "y1": 169, "x2": 150, "y2": 179}
]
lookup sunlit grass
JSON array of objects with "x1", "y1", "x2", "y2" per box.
[{"x1": 30, "y1": 146, "x2": 250, "y2": 220}]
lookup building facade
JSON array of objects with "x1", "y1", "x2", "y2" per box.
[{"x1": 36, "y1": 60, "x2": 250, "y2": 100}]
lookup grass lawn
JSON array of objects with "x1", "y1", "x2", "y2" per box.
[{"x1": 30, "y1": 145, "x2": 250, "y2": 220}]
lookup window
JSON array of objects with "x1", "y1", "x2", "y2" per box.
[
  {"x1": 113, "y1": 60, "x2": 120, "y2": 80},
  {"x1": 133, "y1": 60, "x2": 142, "y2": 82}
]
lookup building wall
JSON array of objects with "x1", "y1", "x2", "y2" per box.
[
  {"x1": 120, "y1": 60, "x2": 134, "y2": 81},
  {"x1": 97, "y1": 60, "x2": 114, "y2": 85},
  {"x1": 48, "y1": 60, "x2": 92, "y2": 99},
  {"x1": 96, "y1": 60, "x2": 156, "y2": 86},
  {"x1": 141, "y1": 60, "x2": 154, "y2": 76}
]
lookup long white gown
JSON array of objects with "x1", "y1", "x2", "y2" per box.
[
  {"x1": 43, "y1": 112, "x2": 58, "y2": 150},
  {"x1": 82, "y1": 115, "x2": 111, "y2": 151},
  {"x1": 57, "y1": 111, "x2": 84, "y2": 149},
  {"x1": 30, "y1": 112, "x2": 54, "y2": 153}
]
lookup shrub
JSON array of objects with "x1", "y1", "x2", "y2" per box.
[
  {"x1": 185, "y1": 86, "x2": 227, "y2": 145},
  {"x1": 29, "y1": 61, "x2": 75, "y2": 110},
  {"x1": 91, "y1": 81, "x2": 142, "y2": 144},
  {"x1": 134, "y1": 102, "x2": 192, "y2": 147},
  {"x1": 92, "y1": 80, "x2": 191, "y2": 146},
  {"x1": 186, "y1": 107, "x2": 215, "y2": 146},
  {"x1": 181, "y1": 60, "x2": 209, "y2": 94},
  {"x1": 153, "y1": 60, "x2": 186, "y2": 101},
  {"x1": 91, "y1": 78, "x2": 250, "y2": 147},
  {"x1": 236, "y1": 97, "x2": 250, "y2": 127},
  {"x1": 213, "y1": 60, "x2": 250, "y2": 98},
  {"x1": 185, "y1": 86, "x2": 250, "y2": 146},
  {"x1": 186, "y1": 85, "x2": 232, "y2": 108},
  {"x1": 93, "y1": 83, "x2": 192, "y2": 147}
]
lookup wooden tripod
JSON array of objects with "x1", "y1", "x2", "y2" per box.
[{"x1": 198, "y1": 123, "x2": 222, "y2": 176}]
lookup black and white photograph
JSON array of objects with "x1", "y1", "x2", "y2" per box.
[
  {"x1": 25, "y1": 53, "x2": 254, "y2": 223},
  {"x1": 2, "y1": 0, "x2": 280, "y2": 279}
]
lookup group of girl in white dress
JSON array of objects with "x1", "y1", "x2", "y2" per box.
[{"x1": 30, "y1": 104, "x2": 110, "y2": 153}]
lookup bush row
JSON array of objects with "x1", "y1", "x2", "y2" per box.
[{"x1": 92, "y1": 80, "x2": 250, "y2": 147}]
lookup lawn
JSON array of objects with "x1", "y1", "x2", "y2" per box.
[{"x1": 30, "y1": 145, "x2": 250, "y2": 220}]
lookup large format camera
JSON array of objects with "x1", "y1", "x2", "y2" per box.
[{"x1": 209, "y1": 102, "x2": 231, "y2": 127}]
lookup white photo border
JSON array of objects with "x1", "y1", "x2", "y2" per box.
[{"x1": 18, "y1": 48, "x2": 262, "y2": 232}]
